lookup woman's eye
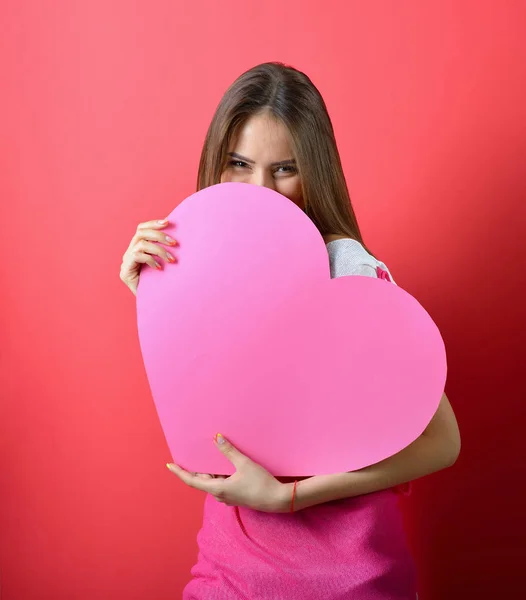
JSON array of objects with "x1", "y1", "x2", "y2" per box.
[
  {"x1": 275, "y1": 165, "x2": 297, "y2": 174},
  {"x1": 229, "y1": 160, "x2": 247, "y2": 168}
]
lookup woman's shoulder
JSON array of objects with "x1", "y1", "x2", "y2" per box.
[{"x1": 325, "y1": 236, "x2": 396, "y2": 283}]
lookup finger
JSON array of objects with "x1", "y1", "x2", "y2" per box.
[
  {"x1": 133, "y1": 239, "x2": 177, "y2": 263},
  {"x1": 127, "y1": 250, "x2": 163, "y2": 271},
  {"x1": 166, "y1": 463, "x2": 221, "y2": 494},
  {"x1": 214, "y1": 434, "x2": 249, "y2": 469},
  {"x1": 214, "y1": 497, "x2": 231, "y2": 505},
  {"x1": 137, "y1": 219, "x2": 172, "y2": 231},
  {"x1": 194, "y1": 473, "x2": 215, "y2": 480},
  {"x1": 132, "y1": 228, "x2": 179, "y2": 248}
]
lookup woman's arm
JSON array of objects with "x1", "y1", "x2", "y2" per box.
[
  {"x1": 167, "y1": 395, "x2": 460, "y2": 514},
  {"x1": 288, "y1": 393, "x2": 461, "y2": 511}
]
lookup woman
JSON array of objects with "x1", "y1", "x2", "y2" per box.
[{"x1": 120, "y1": 63, "x2": 461, "y2": 599}]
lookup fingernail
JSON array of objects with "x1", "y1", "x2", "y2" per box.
[
  {"x1": 158, "y1": 219, "x2": 168, "y2": 224},
  {"x1": 166, "y1": 253, "x2": 176, "y2": 263},
  {"x1": 166, "y1": 462, "x2": 172, "y2": 471},
  {"x1": 215, "y1": 433, "x2": 225, "y2": 445},
  {"x1": 155, "y1": 261, "x2": 162, "y2": 270},
  {"x1": 165, "y1": 236, "x2": 177, "y2": 245}
]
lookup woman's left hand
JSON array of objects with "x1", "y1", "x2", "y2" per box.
[{"x1": 166, "y1": 434, "x2": 291, "y2": 513}]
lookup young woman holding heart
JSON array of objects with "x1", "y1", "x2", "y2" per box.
[{"x1": 120, "y1": 63, "x2": 460, "y2": 600}]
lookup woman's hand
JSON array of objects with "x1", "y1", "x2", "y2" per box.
[
  {"x1": 167, "y1": 434, "x2": 292, "y2": 513},
  {"x1": 120, "y1": 218, "x2": 178, "y2": 295}
]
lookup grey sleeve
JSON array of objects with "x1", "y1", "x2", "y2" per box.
[
  {"x1": 327, "y1": 239, "x2": 380, "y2": 279},
  {"x1": 331, "y1": 261, "x2": 378, "y2": 279}
]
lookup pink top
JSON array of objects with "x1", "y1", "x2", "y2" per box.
[
  {"x1": 183, "y1": 242, "x2": 416, "y2": 599},
  {"x1": 184, "y1": 490, "x2": 415, "y2": 599}
]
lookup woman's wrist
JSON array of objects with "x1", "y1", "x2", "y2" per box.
[
  {"x1": 272, "y1": 481, "x2": 297, "y2": 513},
  {"x1": 290, "y1": 473, "x2": 356, "y2": 511}
]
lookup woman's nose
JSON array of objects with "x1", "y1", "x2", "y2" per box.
[{"x1": 251, "y1": 170, "x2": 276, "y2": 191}]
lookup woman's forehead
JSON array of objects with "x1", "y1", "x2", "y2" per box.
[{"x1": 229, "y1": 114, "x2": 295, "y2": 163}]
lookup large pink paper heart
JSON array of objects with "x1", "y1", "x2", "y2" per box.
[{"x1": 137, "y1": 183, "x2": 446, "y2": 476}]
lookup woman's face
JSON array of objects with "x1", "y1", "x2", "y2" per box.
[{"x1": 220, "y1": 112, "x2": 304, "y2": 209}]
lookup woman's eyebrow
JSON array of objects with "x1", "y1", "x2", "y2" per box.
[
  {"x1": 228, "y1": 152, "x2": 255, "y2": 164},
  {"x1": 270, "y1": 159, "x2": 296, "y2": 167},
  {"x1": 227, "y1": 152, "x2": 296, "y2": 168}
]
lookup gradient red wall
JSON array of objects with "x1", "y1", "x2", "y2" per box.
[{"x1": 1, "y1": 1, "x2": 524, "y2": 598}]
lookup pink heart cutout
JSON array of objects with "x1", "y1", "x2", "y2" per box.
[{"x1": 137, "y1": 183, "x2": 446, "y2": 476}]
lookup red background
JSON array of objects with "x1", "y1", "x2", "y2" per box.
[{"x1": 1, "y1": 1, "x2": 524, "y2": 598}]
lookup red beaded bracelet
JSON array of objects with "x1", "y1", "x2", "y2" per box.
[{"x1": 290, "y1": 480, "x2": 298, "y2": 513}]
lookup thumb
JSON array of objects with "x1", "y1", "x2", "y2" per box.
[{"x1": 214, "y1": 433, "x2": 246, "y2": 467}]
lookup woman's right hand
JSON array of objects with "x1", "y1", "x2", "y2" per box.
[{"x1": 120, "y1": 218, "x2": 178, "y2": 296}]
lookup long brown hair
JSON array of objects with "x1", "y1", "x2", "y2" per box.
[{"x1": 197, "y1": 62, "x2": 367, "y2": 247}]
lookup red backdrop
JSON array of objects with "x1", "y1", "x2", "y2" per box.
[{"x1": 1, "y1": 1, "x2": 524, "y2": 598}]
